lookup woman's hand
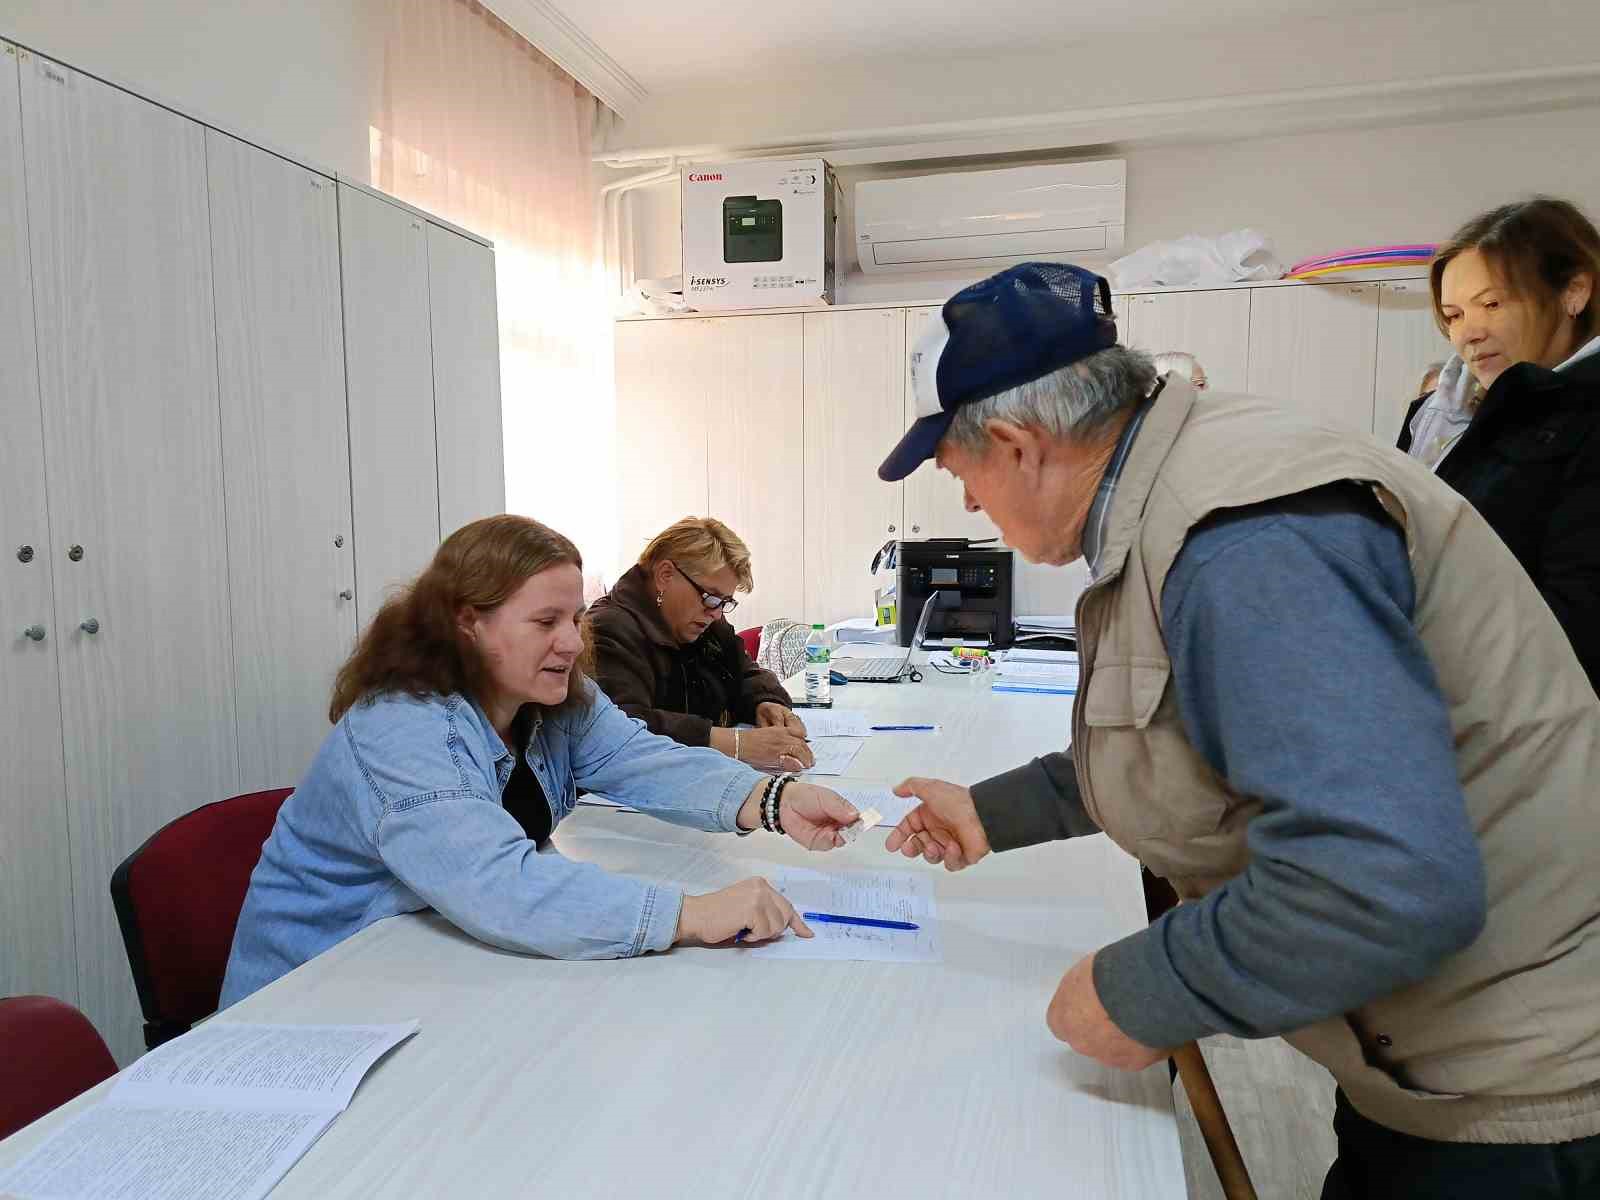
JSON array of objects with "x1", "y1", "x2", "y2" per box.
[
  {"x1": 735, "y1": 726, "x2": 814, "y2": 772},
  {"x1": 755, "y1": 702, "x2": 808, "y2": 739},
  {"x1": 779, "y1": 782, "x2": 861, "y2": 851},
  {"x1": 883, "y1": 777, "x2": 992, "y2": 871},
  {"x1": 676, "y1": 877, "x2": 813, "y2": 945}
]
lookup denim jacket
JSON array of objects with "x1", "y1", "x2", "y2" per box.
[{"x1": 220, "y1": 686, "x2": 764, "y2": 1006}]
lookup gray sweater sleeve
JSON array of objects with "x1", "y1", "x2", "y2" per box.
[
  {"x1": 1092, "y1": 484, "x2": 1487, "y2": 1049},
  {"x1": 969, "y1": 750, "x2": 1099, "y2": 851}
]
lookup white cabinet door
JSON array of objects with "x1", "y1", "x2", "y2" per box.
[
  {"x1": 902, "y1": 305, "x2": 1001, "y2": 543},
  {"x1": 803, "y1": 309, "x2": 906, "y2": 625},
  {"x1": 705, "y1": 316, "x2": 805, "y2": 631},
  {"x1": 339, "y1": 184, "x2": 440, "y2": 627},
  {"x1": 1127, "y1": 289, "x2": 1252, "y2": 393},
  {"x1": 1246, "y1": 283, "x2": 1381, "y2": 434},
  {"x1": 22, "y1": 53, "x2": 238, "y2": 1061},
  {"x1": 1110, "y1": 292, "x2": 1136, "y2": 346},
  {"x1": 0, "y1": 42, "x2": 76, "y2": 1006},
  {"x1": 208, "y1": 131, "x2": 355, "y2": 792},
  {"x1": 428, "y1": 225, "x2": 505, "y2": 538},
  {"x1": 614, "y1": 319, "x2": 711, "y2": 569},
  {"x1": 1376, "y1": 280, "x2": 1453, "y2": 443}
]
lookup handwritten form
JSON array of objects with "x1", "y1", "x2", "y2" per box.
[
  {"x1": 801, "y1": 738, "x2": 865, "y2": 776},
  {"x1": 0, "y1": 1021, "x2": 418, "y2": 1200},
  {"x1": 752, "y1": 867, "x2": 941, "y2": 963}
]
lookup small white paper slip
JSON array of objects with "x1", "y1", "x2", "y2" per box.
[
  {"x1": 828, "y1": 783, "x2": 917, "y2": 827},
  {"x1": 838, "y1": 806, "x2": 883, "y2": 844},
  {"x1": 752, "y1": 867, "x2": 942, "y2": 963}
]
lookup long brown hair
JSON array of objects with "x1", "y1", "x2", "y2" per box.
[
  {"x1": 1430, "y1": 196, "x2": 1600, "y2": 343},
  {"x1": 330, "y1": 515, "x2": 594, "y2": 722}
]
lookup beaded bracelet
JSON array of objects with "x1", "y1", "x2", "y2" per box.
[
  {"x1": 770, "y1": 774, "x2": 794, "y2": 837},
  {"x1": 760, "y1": 775, "x2": 782, "y2": 833}
]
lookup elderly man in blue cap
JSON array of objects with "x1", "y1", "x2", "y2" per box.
[{"x1": 879, "y1": 262, "x2": 1600, "y2": 1199}]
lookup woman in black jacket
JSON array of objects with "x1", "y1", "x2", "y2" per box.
[{"x1": 1400, "y1": 197, "x2": 1600, "y2": 691}]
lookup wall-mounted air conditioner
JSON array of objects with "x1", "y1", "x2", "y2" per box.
[{"x1": 854, "y1": 160, "x2": 1126, "y2": 274}]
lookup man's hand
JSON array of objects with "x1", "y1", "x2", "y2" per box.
[
  {"x1": 755, "y1": 702, "x2": 807, "y2": 739},
  {"x1": 883, "y1": 777, "x2": 992, "y2": 871},
  {"x1": 1046, "y1": 952, "x2": 1167, "y2": 1071}
]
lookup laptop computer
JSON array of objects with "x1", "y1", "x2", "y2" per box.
[{"x1": 831, "y1": 591, "x2": 938, "y2": 683}]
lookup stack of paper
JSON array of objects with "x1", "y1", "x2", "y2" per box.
[
  {"x1": 0, "y1": 1021, "x2": 418, "y2": 1200},
  {"x1": 992, "y1": 655, "x2": 1080, "y2": 695},
  {"x1": 1013, "y1": 614, "x2": 1077, "y2": 650}
]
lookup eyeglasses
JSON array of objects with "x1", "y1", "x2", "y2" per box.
[{"x1": 671, "y1": 560, "x2": 739, "y2": 614}]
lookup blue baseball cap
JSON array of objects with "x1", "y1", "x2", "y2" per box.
[{"x1": 877, "y1": 262, "x2": 1118, "y2": 482}]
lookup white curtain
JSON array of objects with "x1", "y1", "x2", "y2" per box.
[{"x1": 372, "y1": 0, "x2": 617, "y2": 584}]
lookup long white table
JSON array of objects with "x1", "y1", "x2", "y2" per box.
[{"x1": 0, "y1": 657, "x2": 1184, "y2": 1198}]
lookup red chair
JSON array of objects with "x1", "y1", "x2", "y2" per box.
[
  {"x1": 110, "y1": 788, "x2": 292, "y2": 1050},
  {"x1": 0, "y1": 995, "x2": 117, "y2": 1140},
  {"x1": 737, "y1": 626, "x2": 761, "y2": 660}
]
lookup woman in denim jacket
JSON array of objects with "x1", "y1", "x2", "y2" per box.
[{"x1": 221, "y1": 516, "x2": 860, "y2": 1006}]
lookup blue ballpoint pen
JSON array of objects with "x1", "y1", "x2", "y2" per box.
[{"x1": 802, "y1": 912, "x2": 919, "y2": 931}]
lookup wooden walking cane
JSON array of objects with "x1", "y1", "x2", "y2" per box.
[
  {"x1": 1172, "y1": 1041, "x2": 1258, "y2": 1200},
  {"x1": 1140, "y1": 870, "x2": 1257, "y2": 1199}
]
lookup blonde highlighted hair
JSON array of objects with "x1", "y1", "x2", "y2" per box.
[{"x1": 638, "y1": 517, "x2": 755, "y2": 592}]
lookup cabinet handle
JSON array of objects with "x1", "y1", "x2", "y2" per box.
[
  {"x1": 79, "y1": 617, "x2": 100, "y2": 635},
  {"x1": 338, "y1": 589, "x2": 354, "y2": 601},
  {"x1": 22, "y1": 624, "x2": 46, "y2": 642},
  {"x1": 912, "y1": 524, "x2": 921, "y2": 533},
  {"x1": 16, "y1": 545, "x2": 34, "y2": 563},
  {"x1": 67, "y1": 544, "x2": 84, "y2": 562},
  {"x1": 887, "y1": 524, "x2": 896, "y2": 533}
]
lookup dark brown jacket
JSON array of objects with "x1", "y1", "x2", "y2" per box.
[{"x1": 586, "y1": 564, "x2": 791, "y2": 746}]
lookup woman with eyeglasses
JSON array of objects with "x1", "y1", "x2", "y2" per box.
[{"x1": 587, "y1": 517, "x2": 815, "y2": 773}]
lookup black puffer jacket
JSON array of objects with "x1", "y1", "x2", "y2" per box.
[
  {"x1": 586, "y1": 564, "x2": 791, "y2": 745},
  {"x1": 1399, "y1": 351, "x2": 1600, "y2": 692}
]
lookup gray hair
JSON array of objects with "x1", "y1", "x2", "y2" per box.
[{"x1": 943, "y1": 345, "x2": 1157, "y2": 452}]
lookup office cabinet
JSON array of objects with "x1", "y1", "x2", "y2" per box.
[
  {"x1": 1127, "y1": 289, "x2": 1252, "y2": 393},
  {"x1": 1247, "y1": 283, "x2": 1381, "y2": 433},
  {"x1": 22, "y1": 52, "x2": 239, "y2": 1061},
  {"x1": 429, "y1": 225, "x2": 506, "y2": 538},
  {"x1": 1375, "y1": 279, "x2": 1453, "y2": 444},
  {"x1": 705, "y1": 316, "x2": 806, "y2": 630},
  {"x1": 615, "y1": 318, "x2": 713, "y2": 562},
  {"x1": 208, "y1": 130, "x2": 356, "y2": 791},
  {"x1": 0, "y1": 41, "x2": 76, "y2": 1008},
  {"x1": 803, "y1": 309, "x2": 907, "y2": 624},
  {"x1": 340, "y1": 183, "x2": 441, "y2": 627}
]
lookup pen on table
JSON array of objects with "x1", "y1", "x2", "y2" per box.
[
  {"x1": 801, "y1": 912, "x2": 919, "y2": 931},
  {"x1": 870, "y1": 724, "x2": 936, "y2": 732}
]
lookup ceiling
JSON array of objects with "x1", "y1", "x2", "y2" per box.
[{"x1": 543, "y1": 0, "x2": 1449, "y2": 93}]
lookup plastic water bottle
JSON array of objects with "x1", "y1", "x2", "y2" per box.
[{"x1": 804, "y1": 624, "x2": 832, "y2": 703}]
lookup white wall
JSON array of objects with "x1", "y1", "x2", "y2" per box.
[
  {"x1": 618, "y1": 102, "x2": 1600, "y2": 305},
  {"x1": 4, "y1": 0, "x2": 387, "y2": 179},
  {"x1": 599, "y1": 0, "x2": 1600, "y2": 156}
]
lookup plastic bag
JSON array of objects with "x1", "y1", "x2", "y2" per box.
[{"x1": 1109, "y1": 229, "x2": 1284, "y2": 290}]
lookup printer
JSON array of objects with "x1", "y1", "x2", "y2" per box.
[{"x1": 895, "y1": 540, "x2": 1014, "y2": 649}]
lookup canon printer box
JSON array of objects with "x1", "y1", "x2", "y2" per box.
[{"x1": 681, "y1": 159, "x2": 836, "y2": 309}]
